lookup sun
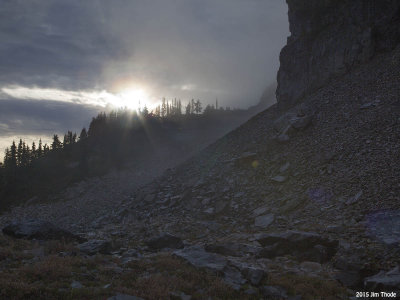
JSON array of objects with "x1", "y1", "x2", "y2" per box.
[{"x1": 116, "y1": 88, "x2": 150, "y2": 110}]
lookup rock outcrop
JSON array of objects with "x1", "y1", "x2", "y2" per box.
[
  {"x1": 277, "y1": 0, "x2": 400, "y2": 109},
  {"x1": 2, "y1": 219, "x2": 85, "y2": 242}
]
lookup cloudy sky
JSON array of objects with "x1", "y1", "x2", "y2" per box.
[{"x1": 0, "y1": 0, "x2": 288, "y2": 155}]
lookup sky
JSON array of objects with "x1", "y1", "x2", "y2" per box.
[{"x1": 0, "y1": 0, "x2": 289, "y2": 157}]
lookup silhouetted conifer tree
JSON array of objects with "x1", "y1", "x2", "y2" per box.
[
  {"x1": 79, "y1": 128, "x2": 88, "y2": 140},
  {"x1": 194, "y1": 100, "x2": 202, "y2": 114},
  {"x1": 31, "y1": 142, "x2": 36, "y2": 160},
  {"x1": 161, "y1": 98, "x2": 166, "y2": 118},
  {"x1": 142, "y1": 105, "x2": 149, "y2": 117},
  {"x1": 37, "y1": 139, "x2": 43, "y2": 158},
  {"x1": 191, "y1": 99, "x2": 195, "y2": 114},
  {"x1": 44, "y1": 144, "x2": 50, "y2": 155},
  {"x1": 51, "y1": 134, "x2": 62, "y2": 151},
  {"x1": 17, "y1": 139, "x2": 23, "y2": 166}
]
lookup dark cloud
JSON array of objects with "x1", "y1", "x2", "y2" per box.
[
  {"x1": 0, "y1": 0, "x2": 288, "y2": 107},
  {"x1": 0, "y1": 0, "x2": 288, "y2": 158},
  {"x1": 0, "y1": 98, "x2": 100, "y2": 136}
]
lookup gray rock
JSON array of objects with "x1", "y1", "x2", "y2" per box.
[
  {"x1": 71, "y1": 281, "x2": 83, "y2": 289},
  {"x1": 279, "y1": 162, "x2": 290, "y2": 173},
  {"x1": 234, "y1": 152, "x2": 258, "y2": 167},
  {"x1": 273, "y1": 113, "x2": 296, "y2": 134},
  {"x1": 77, "y1": 239, "x2": 112, "y2": 255},
  {"x1": 255, "y1": 214, "x2": 274, "y2": 228},
  {"x1": 107, "y1": 294, "x2": 144, "y2": 300},
  {"x1": 290, "y1": 115, "x2": 313, "y2": 130},
  {"x1": 333, "y1": 255, "x2": 367, "y2": 288},
  {"x1": 223, "y1": 265, "x2": 246, "y2": 290},
  {"x1": 214, "y1": 200, "x2": 228, "y2": 214},
  {"x1": 2, "y1": 219, "x2": 85, "y2": 242},
  {"x1": 173, "y1": 246, "x2": 227, "y2": 273},
  {"x1": 170, "y1": 291, "x2": 192, "y2": 300},
  {"x1": 277, "y1": 134, "x2": 290, "y2": 143},
  {"x1": 260, "y1": 285, "x2": 288, "y2": 299},
  {"x1": 360, "y1": 100, "x2": 380, "y2": 109},
  {"x1": 346, "y1": 190, "x2": 363, "y2": 205},
  {"x1": 146, "y1": 233, "x2": 184, "y2": 250},
  {"x1": 242, "y1": 267, "x2": 266, "y2": 286},
  {"x1": 244, "y1": 287, "x2": 258, "y2": 295},
  {"x1": 204, "y1": 243, "x2": 261, "y2": 257},
  {"x1": 276, "y1": 0, "x2": 400, "y2": 109},
  {"x1": 300, "y1": 261, "x2": 322, "y2": 273},
  {"x1": 256, "y1": 231, "x2": 338, "y2": 263},
  {"x1": 252, "y1": 206, "x2": 269, "y2": 217},
  {"x1": 326, "y1": 225, "x2": 344, "y2": 233},
  {"x1": 271, "y1": 175, "x2": 287, "y2": 183},
  {"x1": 174, "y1": 245, "x2": 248, "y2": 289},
  {"x1": 335, "y1": 270, "x2": 363, "y2": 289},
  {"x1": 364, "y1": 266, "x2": 400, "y2": 291},
  {"x1": 203, "y1": 207, "x2": 214, "y2": 215}
]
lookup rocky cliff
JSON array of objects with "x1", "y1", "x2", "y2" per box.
[{"x1": 277, "y1": 0, "x2": 400, "y2": 109}]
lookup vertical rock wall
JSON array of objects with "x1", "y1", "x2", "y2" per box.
[{"x1": 276, "y1": 0, "x2": 400, "y2": 110}]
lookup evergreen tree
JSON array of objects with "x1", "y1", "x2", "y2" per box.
[
  {"x1": 166, "y1": 100, "x2": 170, "y2": 116},
  {"x1": 37, "y1": 139, "x2": 43, "y2": 158},
  {"x1": 21, "y1": 142, "x2": 30, "y2": 167},
  {"x1": 44, "y1": 144, "x2": 50, "y2": 155},
  {"x1": 185, "y1": 103, "x2": 191, "y2": 115},
  {"x1": 3, "y1": 148, "x2": 10, "y2": 168},
  {"x1": 204, "y1": 104, "x2": 212, "y2": 115},
  {"x1": 10, "y1": 141, "x2": 17, "y2": 168},
  {"x1": 191, "y1": 99, "x2": 195, "y2": 114},
  {"x1": 194, "y1": 100, "x2": 202, "y2": 114},
  {"x1": 17, "y1": 139, "x2": 23, "y2": 166},
  {"x1": 31, "y1": 142, "x2": 36, "y2": 160},
  {"x1": 51, "y1": 134, "x2": 62, "y2": 151},
  {"x1": 142, "y1": 105, "x2": 149, "y2": 117},
  {"x1": 79, "y1": 128, "x2": 88, "y2": 141},
  {"x1": 161, "y1": 98, "x2": 166, "y2": 118},
  {"x1": 178, "y1": 99, "x2": 182, "y2": 115}
]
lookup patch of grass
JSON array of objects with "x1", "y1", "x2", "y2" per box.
[
  {"x1": 0, "y1": 236, "x2": 259, "y2": 300},
  {"x1": 120, "y1": 254, "x2": 255, "y2": 299},
  {"x1": 268, "y1": 272, "x2": 350, "y2": 300}
]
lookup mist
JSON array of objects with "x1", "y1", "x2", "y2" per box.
[{"x1": 0, "y1": 0, "x2": 288, "y2": 155}]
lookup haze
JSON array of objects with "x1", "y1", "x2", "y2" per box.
[{"x1": 0, "y1": 0, "x2": 288, "y2": 155}]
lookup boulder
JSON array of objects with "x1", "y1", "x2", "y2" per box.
[
  {"x1": 271, "y1": 176, "x2": 287, "y2": 183},
  {"x1": 290, "y1": 115, "x2": 313, "y2": 130},
  {"x1": 169, "y1": 291, "x2": 192, "y2": 300},
  {"x1": 77, "y1": 239, "x2": 112, "y2": 255},
  {"x1": 146, "y1": 233, "x2": 184, "y2": 250},
  {"x1": 223, "y1": 265, "x2": 246, "y2": 290},
  {"x1": 71, "y1": 281, "x2": 83, "y2": 289},
  {"x1": 260, "y1": 286, "x2": 288, "y2": 299},
  {"x1": 333, "y1": 255, "x2": 369, "y2": 288},
  {"x1": 364, "y1": 266, "x2": 400, "y2": 291},
  {"x1": 254, "y1": 214, "x2": 274, "y2": 228},
  {"x1": 256, "y1": 231, "x2": 338, "y2": 263},
  {"x1": 204, "y1": 243, "x2": 261, "y2": 257},
  {"x1": 2, "y1": 219, "x2": 85, "y2": 242},
  {"x1": 107, "y1": 294, "x2": 144, "y2": 300},
  {"x1": 234, "y1": 152, "x2": 258, "y2": 167},
  {"x1": 174, "y1": 246, "x2": 227, "y2": 273},
  {"x1": 242, "y1": 267, "x2": 266, "y2": 286}
]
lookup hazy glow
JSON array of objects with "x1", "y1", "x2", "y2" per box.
[
  {"x1": 1, "y1": 85, "x2": 152, "y2": 110},
  {"x1": 116, "y1": 88, "x2": 150, "y2": 110}
]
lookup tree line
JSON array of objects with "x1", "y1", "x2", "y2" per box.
[{"x1": 0, "y1": 98, "x2": 244, "y2": 209}]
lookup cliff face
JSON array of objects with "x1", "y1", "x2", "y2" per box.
[{"x1": 276, "y1": 0, "x2": 400, "y2": 110}]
